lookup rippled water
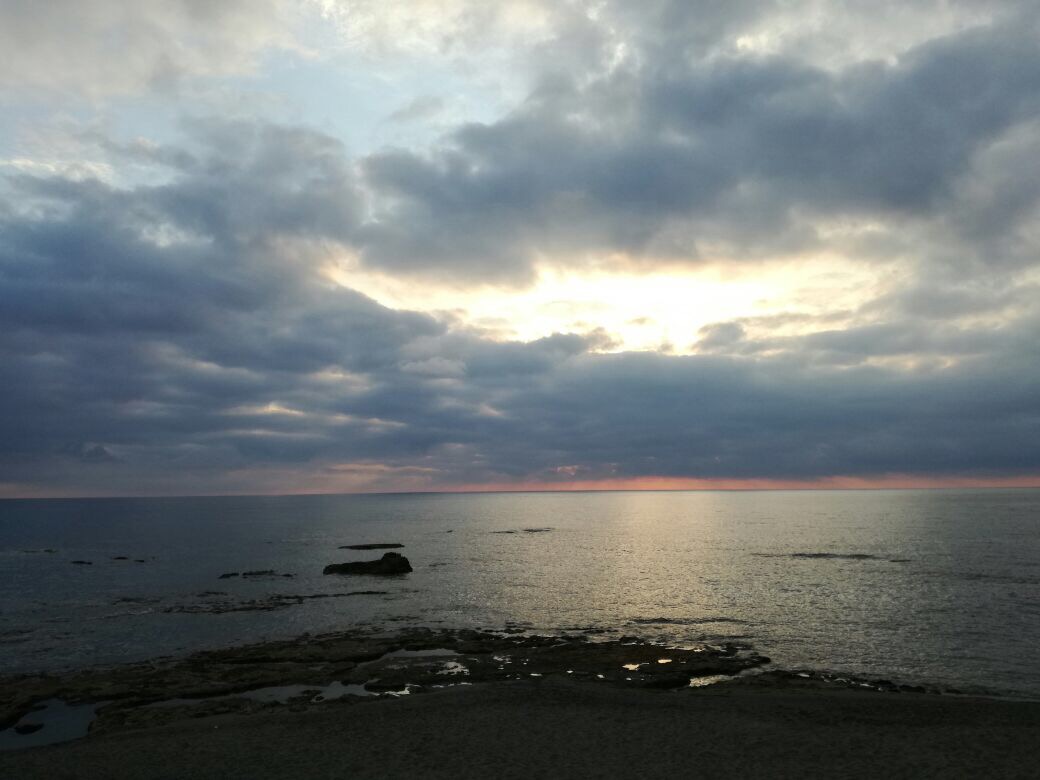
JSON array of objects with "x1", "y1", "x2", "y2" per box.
[{"x1": 1, "y1": 489, "x2": 1038, "y2": 696}]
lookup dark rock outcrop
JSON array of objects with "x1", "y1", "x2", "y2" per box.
[{"x1": 324, "y1": 552, "x2": 413, "y2": 576}]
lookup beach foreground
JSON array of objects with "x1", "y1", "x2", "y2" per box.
[
  {"x1": 3, "y1": 678, "x2": 1040, "y2": 779},
  {"x1": 3, "y1": 628, "x2": 1039, "y2": 778}
]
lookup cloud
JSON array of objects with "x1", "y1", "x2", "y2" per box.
[
  {"x1": 387, "y1": 96, "x2": 447, "y2": 124},
  {"x1": 349, "y1": 9, "x2": 1040, "y2": 284},
  {"x1": 3, "y1": 114, "x2": 1040, "y2": 495},
  {"x1": 0, "y1": 0, "x2": 299, "y2": 98},
  {"x1": 3, "y1": 3, "x2": 1040, "y2": 495}
]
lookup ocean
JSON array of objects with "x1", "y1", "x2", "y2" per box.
[{"x1": 1, "y1": 489, "x2": 1038, "y2": 697}]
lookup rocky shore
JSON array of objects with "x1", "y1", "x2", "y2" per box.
[
  {"x1": 3, "y1": 627, "x2": 1039, "y2": 777},
  {"x1": 0, "y1": 627, "x2": 769, "y2": 735}
]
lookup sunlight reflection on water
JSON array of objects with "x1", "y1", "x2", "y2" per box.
[{"x1": 1, "y1": 489, "x2": 1038, "y2": 695}]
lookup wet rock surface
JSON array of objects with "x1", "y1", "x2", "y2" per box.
[
  {"x1": 324, "y1": 552, "x2": 413, "y2": 576},
  {"x1": 0, "y1": 626, "x2": 773, "y2": 742}
]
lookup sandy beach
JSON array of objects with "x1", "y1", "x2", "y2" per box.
[
  {"x1": 2, "y1": 627, "x2": 1038, "y2": 778},
  {"x1": 4, "y1": 677, "x2": 1040, "y2": 779}
]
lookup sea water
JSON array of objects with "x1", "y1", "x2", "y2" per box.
[{"x1": 1, "y1": 489, "x2": 1038, "y2": 697}]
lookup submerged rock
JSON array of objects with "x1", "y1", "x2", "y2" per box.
[
  {"x1": 162, "y1": 591, "x2": 388, "y2": 614},
  {"x1": 324, "y1": 552, "x2": 413, "y2": 576},
  {"x1": 218, "y1": 570, "x2": 293, "y2": 580},
  {"x1": 339, "y1": 543, "x2": 404, "y2": 550}
]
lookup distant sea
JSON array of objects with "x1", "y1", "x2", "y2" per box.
[{"x1": 2, "y1": 489, "x2": 1038, "y2": 697}]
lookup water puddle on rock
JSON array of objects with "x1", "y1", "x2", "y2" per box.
[
  {"x1": 688, "y1": 675, "x2": 732, "y2": 688},
  {"x1": 0, "y1": 699, "x2": 99, "y2": 751}
]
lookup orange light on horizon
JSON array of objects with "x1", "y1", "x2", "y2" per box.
[
  {"x1": 439, "y1": 473, "x2": 1040, "y2": 494},
  {"x1": 5, "y1": 472, "x2": 1040, "y2": 500}
]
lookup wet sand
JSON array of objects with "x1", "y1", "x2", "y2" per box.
[{"x1": 3, "y1": 677, "x2": 1040, "y2": 779}]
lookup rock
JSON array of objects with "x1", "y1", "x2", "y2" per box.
[
  {"x1": 338, "y1": 543, "x2": 404, "y2": 550},
  {"x1": 217, "y1": 569, "x2": 292, "y2": 579},
  {"x1": 70, "y1": 560, "x2": 93, "y2": 565},
  {"x1": 323, "y1": 552, "x2": 413, "y2": 576},
  {"x1": 112, "y1": 556, "x2": 129, "y2": 561},
  {"x1": 162, "y1": 591, "x2": 388, "y2": 614},
  {"x1": 15, "y1": 723, "x2": 44, "y2": 735}
]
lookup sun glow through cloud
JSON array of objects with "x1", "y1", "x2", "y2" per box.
[{"x1": 327, "y1": 255, "x2": 881, "y2": 352}]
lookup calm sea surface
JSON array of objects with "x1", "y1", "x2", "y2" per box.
[{"x1": 1, "y1": 489, "x2": 1038, "y2": 697}]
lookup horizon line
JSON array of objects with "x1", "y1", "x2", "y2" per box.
[{"x1": 4, "y1": 480, "x2": 1040, "y2": 501}]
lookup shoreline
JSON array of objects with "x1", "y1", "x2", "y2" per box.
[{"x1": 4, "y1": 625, "x2": 1040, "y2": 777}]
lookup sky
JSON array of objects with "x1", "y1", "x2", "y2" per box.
[{"x1": 2, "y1": 1, "x2": 1040, "y2": 497}]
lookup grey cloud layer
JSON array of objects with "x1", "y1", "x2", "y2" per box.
[
  {"x1": 357, "y1": 16, "x2": 1040, "y2": 281},
  {"x1": 3, "y1": 118, "x2": 1040, "y2": 494},
  {"x1": 0, "y1": 0, "x2": 293, "y2": 96}
]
